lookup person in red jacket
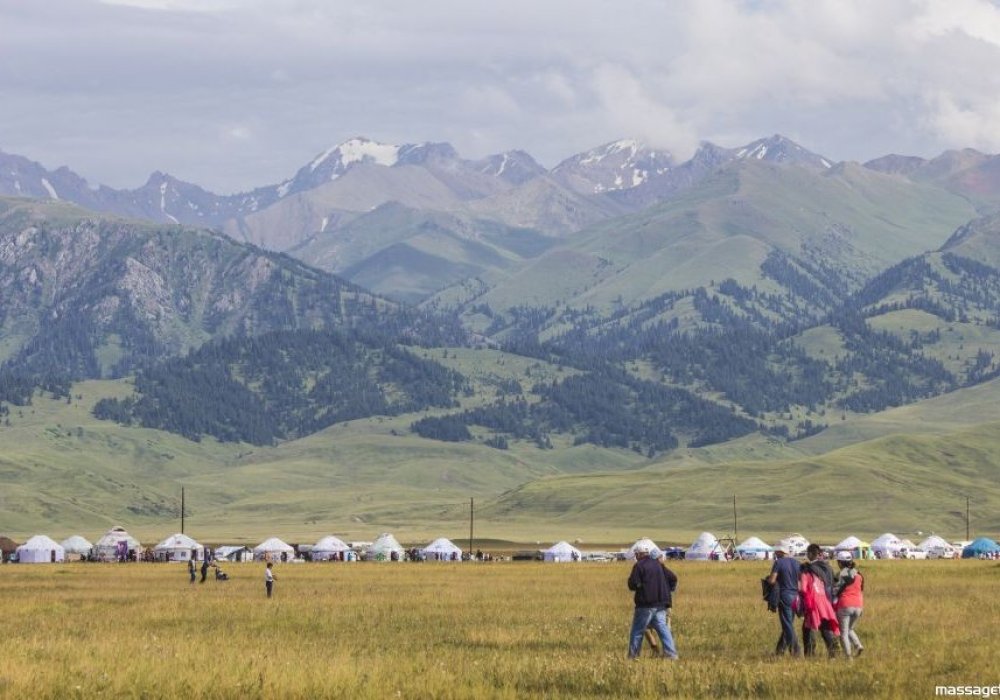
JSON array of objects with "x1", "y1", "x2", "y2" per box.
[
  {"x1": 800, "y1": 544, "x2": 839, "y2": 658},
  {"x1": 833, "y1": 552, "x2": 865, "y2": 658}
]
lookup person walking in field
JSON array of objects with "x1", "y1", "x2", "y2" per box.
[
  {"x1": 200, "y1": 556, "x2": 210, "y2": 584},
  {"x1": 188, "y1": 557, "x2": 196, "y2": 584},
  {"x1": 766, "y1": 545, "x2": 801, "y2": 656},
  {"x1": 644, "y1": 551, "x2": 679, "y2": 656},
  {"x1": 800, "y1": 544, "x2": 839, "y2": 658},
  {"x1": 627, "y1": 544, "x2": 678, "y2": 660},
  {"x1": 833, "y1": 552, "x2": 864, "y2": 658},
  {"x1": 265, "y1": 562, "x2": 276, "y2": 598}
]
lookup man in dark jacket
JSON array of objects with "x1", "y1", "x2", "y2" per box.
[
  {"x1": 627, "y1": 545, "x2": 678, "y2": 659},
  {"x1": 767, "y1": 545, "x2": 801, "y2": 656}
]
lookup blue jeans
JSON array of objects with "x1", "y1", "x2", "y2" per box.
[
  {"x1": 629, "y1": 606, "x2": 677, "y2": 658},
  {"x1": 775, "y1": 590, "x2": 801, "y2": 655}
]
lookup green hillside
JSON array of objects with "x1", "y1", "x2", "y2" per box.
[
  {"x1": 470, "y1": 160, "x2": 976, "y2": 315},
  {"x1": 3, "y1": 375, "x2": 998, "y2": 546}
]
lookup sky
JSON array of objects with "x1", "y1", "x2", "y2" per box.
[{"x1": 3, "y1": 0, "x2": 1000, "y2": 194}]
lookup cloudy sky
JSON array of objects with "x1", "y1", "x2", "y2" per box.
[{"x1": 3, "y1": 0, "x2": 1000, "y2": 193}]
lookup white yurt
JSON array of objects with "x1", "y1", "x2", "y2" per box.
[
  {"x1": 311, "y1": 535, "x2": 351, "y2": 561},
  {"x1": 871, "y1": 533, "x2": 904, "y2": 558},
  {"x1": 833, "y1": 535, "x2": 871, "y2": 558},
  {"x1": 735, "y1": 536, "x2": 774, "y2": 560},
  {"x1": 367, "y1": 533, "x2": 405, "y2": 561},
  {"x1": 253, "y1": 537, "x2": 295, "y2": 562},
  {"x1": 774, "y1": 533, "x2": 810, "y2": 557},
  {"x1": 918, "y1": 535, "x2": 956, "y2": 559},
  {"x1": 60, "y1": 535, "x2": 94, "y2": 559},
  {"x1": 625, "y1": 537, "x2": 663, "y2": 560},
  {"x1": 94, "y1": 526, "x2": 142, "y2": 561},
  {"x1": 421, "y1": 537, "x2": 463, "y2": 561},
  {"x1": 686, "y1": 532, "x2": 728, "y2": 561},
  {"x1": 543, "y1": 541, "x2": 583, "y2": 562},
  {"x1": 153, "y1": 533, "x2": 205, "y2": 562},
  {"x1": 16, "y1": 535, "x2": 65, "y2": 563}
]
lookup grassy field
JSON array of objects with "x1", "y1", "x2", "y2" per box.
[{"x1": 0, "y1": 560, "x2": 997, "y2": 699}]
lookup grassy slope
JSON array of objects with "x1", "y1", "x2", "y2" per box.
[
  {"x1": 3, "y1": 370, "x2": 999, "y2": 546},
  {"x1": 473, "y1": 161, "x2": 976, "y2": 313}
]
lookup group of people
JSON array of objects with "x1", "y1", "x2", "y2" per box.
[
  {"x1": 187, "y1": 555, "x2": 228, "y2": 583},
  {"x1": 766, "y1": 543, "x2": 865, "y2": 659},
  {"x1": 625, "y1": 542, "x2": 865, "y2": 661}
]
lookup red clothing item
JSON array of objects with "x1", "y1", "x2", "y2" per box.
[
  {"x1": 837, "y1": 571, "x2": 864, "y2": 609},
  {"x1": 800, "y1": 571, "x2": 840, "y2": 634}
]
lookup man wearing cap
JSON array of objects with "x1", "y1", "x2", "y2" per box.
[
  {"x1": 767, "y1": 545, "x2": 801, "y2": 656},
  {"x1": 627, "y1": 544, "x2": 678, "y2": 660}
]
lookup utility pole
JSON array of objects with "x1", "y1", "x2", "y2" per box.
[
  {"x1": 966, "y1": 495, "x2": 970, "y2": 541},
  {"x1": 469, "y1": 497, "x2": 475, "y2": 557},
  {"x1": 181, "y1": 487, "x2": 185, "y2": 534},
  {"x1": 733, "y1": 494, "x2": 738, "y2": 543}
]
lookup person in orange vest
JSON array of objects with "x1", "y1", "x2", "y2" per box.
[{"x1": 833, "y1": 552, "x2": 865, "y2": 658}]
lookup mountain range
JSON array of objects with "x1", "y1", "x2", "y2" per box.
[{"x1": 2, "y1": 133, "x2": 1000, "y2": 536}]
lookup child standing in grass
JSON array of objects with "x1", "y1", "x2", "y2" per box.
[{"x1": 265, "y1": 562, "x2": 276, "y2": 598}]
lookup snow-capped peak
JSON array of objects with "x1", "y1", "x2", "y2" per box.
[{"x1": 309, "y1": 137, "x2": 401, "y2": 174}]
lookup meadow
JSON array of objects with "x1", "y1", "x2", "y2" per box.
[{"x1": 1, "y1": 559, "x2": 997, "y2": 698}]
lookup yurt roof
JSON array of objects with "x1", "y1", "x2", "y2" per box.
[
  {"x1": 154, "y1": 533, "x2": 202, "y2": 550},
  {"x1": 96, "y1": 527, "x2": 141, "y2": 548},
  {"x1": 422, "y1": 537, "x2": 461, "y2": 553},
  {"x1": 917, "y1": 535, "x2": 951, "y2": 549},
  {"x1": 736, "y1": 536, "x2": 773, "y2": 551},
  {"x1": 688, "y1": 532, "x2": 720, "y2": 549},
  {"x1": 545, "y1": 540, "x2": 582, "y2": 555},
  {"x1": 18, "y1": 535, "x2": 63, "y2": 550},
  {"x1": 60, "y1": 535, "x2": 93, "y2": 552},
  {"x1": 626, "y1": 537, "x2": 662, "y2": 559},
  {"x1": 313, "y1": 535, "x2": 350, "y2": 552},
  {"x1": 834, "y1": 536, "x2": 869, "y2": 549},
  {"x1": 254, "y1": 537, "x2": 294, "y2": 553},
  {"x1": 369, "y1": 533, "x2": 404, "y2": 553},
  {"x1": 872, "y1": 533, "x2": 902, "y2": 547}
]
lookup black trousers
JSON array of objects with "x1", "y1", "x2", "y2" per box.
[{"x1": 803, "y1": 620, "x2": 838, "y2": 657}]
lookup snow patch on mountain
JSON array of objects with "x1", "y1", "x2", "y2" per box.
[
  {"x1": 310, "y1": 137, "x2": 400, "y2": 176},
  {"x1": 41, "y1": 178, "x2": 58, "y2": 199}
]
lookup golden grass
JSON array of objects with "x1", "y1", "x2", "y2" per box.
[{"x1": 0, "y1": 560, "x2": 997, "y2": 698}]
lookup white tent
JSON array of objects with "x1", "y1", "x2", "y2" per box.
[
  {"x1": 16, "y1": 535, "x2": 65, "y2": 563},
  {"x1": 367, "y1": 533, "x2": 405, "y2": 561},
  {"x1": 735, "y1": 536, "x2": 774, "y2": 560},
  {"x1": 872, "y1": 532, "x2": 904, "y2": 558},
  {"x1": 94, "y1": 526, "x2": 142, "y2": 561},
  {"x1": 834, "y1": 535, "x2": 868, "y2": 551},
  {"x1": 625, "y1": 537, "x2": 663, "y2": 560},
  {"x1": 153, "y1": 533, "x2": 205, "y2": 562},
  {"x1": 60, "y1": 535, "x2": 94, "y2": 558},
  {"x1": 918, "y1": 535, "x2": 956, "y2": 559},
  {"x1": 686, "y1": 532, "x2": 728, "y2": 561},
  {"x1": 421, "y1": 537, "x2": 463, "y2": 561},
  {"x1": 253, "y1": 537, "x2": 295, "y2": 562},
  {"x1": 311, "y1": 535, "x2": 351, "y2": 561},
  {"x1": 774, "y1": 533, "x2": 810, "y2": 557},
  {"x1": 543, "y1": 541, "x2": 583, "y2": 562}
]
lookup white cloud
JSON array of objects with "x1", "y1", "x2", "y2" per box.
[{"x1": 4, "y1": 0, "x2": 1000, "y2": 191}]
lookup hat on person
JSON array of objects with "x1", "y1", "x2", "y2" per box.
[
  {"x1": 773, "y1": 544, "x2": 788, "y2": 554},
  {"x1": 634, "y1": 544, "x2": 651, "y2": 555},
  {"x1": 836, "y1": 551, "x2": 853, "y2": 562}
]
